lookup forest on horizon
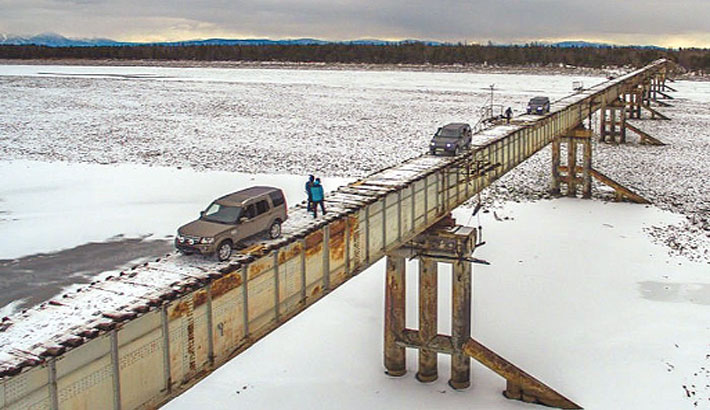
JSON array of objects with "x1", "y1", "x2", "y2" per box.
[{"x1": 2, "y1": 43, "x2": 710, "y2": 72}]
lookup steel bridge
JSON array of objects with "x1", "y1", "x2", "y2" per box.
[{"x1": 0, "y1": 59, "x2": 674, "y2": 410}]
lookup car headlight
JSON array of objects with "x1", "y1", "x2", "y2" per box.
[
  {"x1": 446, "y1": 143, "x2": 452, "y2": 148},
  {"x1": 430, "y1": 142, "x2": 435, "y2": 146},
  {"x1": 537, "y1": 107, "x2": 542, "y2": 110},
  {"x1": 201, "y1": 237, "x2": 214, "y2": 244}
]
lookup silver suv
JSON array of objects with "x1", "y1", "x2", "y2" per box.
[
  {"x1": 176, "y1": 186, "x2": 288, "y2": 261},
  {"x1": 429, "y1": 123, "x2": 472, "y2": 156},
  {"x1": 526, "y1": 96, "x2": 550, "y2": 115}
]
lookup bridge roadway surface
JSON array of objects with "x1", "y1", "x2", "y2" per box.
[{"x1": 0, "y1": 59, "x2": 671, "y2": 409}]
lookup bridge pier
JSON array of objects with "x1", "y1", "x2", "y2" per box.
[
  {"x1": 384, "y1": 217, "x2": 475, "y2": 387},
  {"x1": 384, "y1": 217, "x2": 581, "y2": 409},
  {"x1": 599, "y1": 100, "x2": 626, "y2": 143},
  {"x1": 624, "y1": 87, "x2": 643, "y2": 119},
  {"x1": 551, "y1": 126, "x2": 592, "y2": 198}
]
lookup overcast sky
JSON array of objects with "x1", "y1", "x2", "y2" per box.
[{"x1": 1, "y1": 0, "x2": 709, "y2": 47}]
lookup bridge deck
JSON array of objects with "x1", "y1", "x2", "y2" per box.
[{"x1": 0, "y1": 59, "x2": 671, "y2": 410}]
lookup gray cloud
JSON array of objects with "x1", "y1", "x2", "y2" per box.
[{"x1": 1, "y1": 0, "x2": 709, "y2": 46}]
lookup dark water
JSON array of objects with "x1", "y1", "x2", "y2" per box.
[{"x1": 0, "y1": 238, "x2": 173, "y2": 313}]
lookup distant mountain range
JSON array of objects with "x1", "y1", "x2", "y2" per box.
[
  {"x1": 0, "y1": 33, "x2": 663, "y2": 49},
  {"x1": 0, "y1": 33, "x2": 445, "y2": 47}
]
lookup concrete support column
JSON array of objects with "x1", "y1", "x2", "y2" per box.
[
  {"x1": 416, "y1": 257, "x2": 438, "y2": 383},
  {"x1": 384, "y1": 255, "x2": 406, "y2": 377},
  {"x1": 566, "y1": 137, "x2": 577, "y2": 197},
  {"x1": 550, "y1": 137, "x2": 561, "y2": 196},
  {"x1": 449, "y1": 259, "x2": 472, "y2": 389}
]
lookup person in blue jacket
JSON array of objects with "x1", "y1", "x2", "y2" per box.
[
  {"x1": 305, "y1": 174, "x2": 315, "y2": 212},
  {"x1": 310, "y1": 178, "x2": 327, "y2": 218}
]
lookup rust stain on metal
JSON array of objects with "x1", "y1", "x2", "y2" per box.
[
  {"x1": 330, "y1": 269, "x2": 347, "y2": 287},
  {"x1": 243, "y1": 243, "x2": 267, "y2": 254},
  {"x1": 310, "y1": 285, "x2": 321, "y2": 296},
  {"x1": 348, "y1": 215, "x2": 360, "y2": 233},
  {"x1": 169, "y1": 299, "x2": 191, "y2": 320},
  {"x1": 463, "y1": 338, "x2": 581, "y2": 409},
  {"x1": 329, "y1": 226, "x2": 346, "y2": 262},
  {"x1": 186, "y1": 315, "x2": 196, "y2": 371},
  {"x1": 305, "y1": 231, "x2": 323, "y2": 257},
  {"x1": 330, "y1": 219, "x2": 345, "y2": 236},
  {"x1": 247, "y1": 258, "x2": 273, "y2": 280},
  {"x1": 349, "y1": 214, "x2": 362, "y2": 270},
  {"x1": 211, "y1": 272, "x2": 242, "y2": 299},
  {"x1": 278, "y1": 242, "x2": 303, "y2": 264},
  {"x1": 193, "y1": 289, "x2": 208, "y2": 308}
]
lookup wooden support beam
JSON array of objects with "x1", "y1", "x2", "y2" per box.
[
  {"x1": 656, "y1": 90, "x2": 674, "y2": 100},
  {"x1": 462, "y1": 339, "x2": 582, "y2": 409},
  {"x1": 641, "y1": 104, "x2": 670, "y2": 120},
  {"x1": 557, "y1": 166, "x2": 650, "y2": 204},
  {"x1": 598, "y1": 95, "x2": 607, "y2": 142},
  {"x1": 634, "y1": 91, "x2": 642, "y2": 118},
  {"x1": 619, "y1": 105, "x2": 627, "y2": 143},
  {"x1": 582, "y1": 135, "x2": 592, "y2": 198},
  {"x1": 550, "y1": 137, "x2": 561, "y2": 195},
  {"x1": 566, "y1": 137, "x2": 577, "y2": 197},
  {"x1": 655, "y1": 100, "x2": 673, "y2": 107},
  {"x1": 663, "y1": 84, "x2": 678, "y2": 92},
  {"x1": 625, "y1": 122, "x2": 667, "y2": 146},
  {"x1": 589, "y1": 169, "x2": 650, "y2": 204}
]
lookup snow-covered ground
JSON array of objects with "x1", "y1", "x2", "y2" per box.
[
  {"x1": 0, "y1": 64, "x2": 597, "y2": 177},
  {"x1": 0, "y1": 63, "x2": 709, "y2": 408}
]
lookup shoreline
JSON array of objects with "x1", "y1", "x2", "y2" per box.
[
  {"x1": 2, "y1": 58, "x2": 706, "y2": 80},
  {"x1": 0, "y1": 57, "x2": 645, "y2": 77}
]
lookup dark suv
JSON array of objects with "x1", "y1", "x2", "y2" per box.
[
  {"x1": 176, "y1": 186, "x2": 288, "y2": 261},
  {"x1": 527, "y1": 96, "x2": 550, "y2": 115},
  {"x1": 429, "y1": 123, "x2": 472, "y2": 156}
]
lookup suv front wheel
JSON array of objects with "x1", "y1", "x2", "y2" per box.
[
  {"x1": 269, "y1": 220, "x2": 282, "y2": 239},
  {"x1": 216, "y1": 240, "x2": 233, "y2": 261}
]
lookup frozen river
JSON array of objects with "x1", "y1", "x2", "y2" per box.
[{"x1": 0, "y1": 63, "x2": 709, "y2": 409}]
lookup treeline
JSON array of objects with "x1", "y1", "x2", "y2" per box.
[{"x1": 2, "y1": 43, "x2": 710, "y2": 72}]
